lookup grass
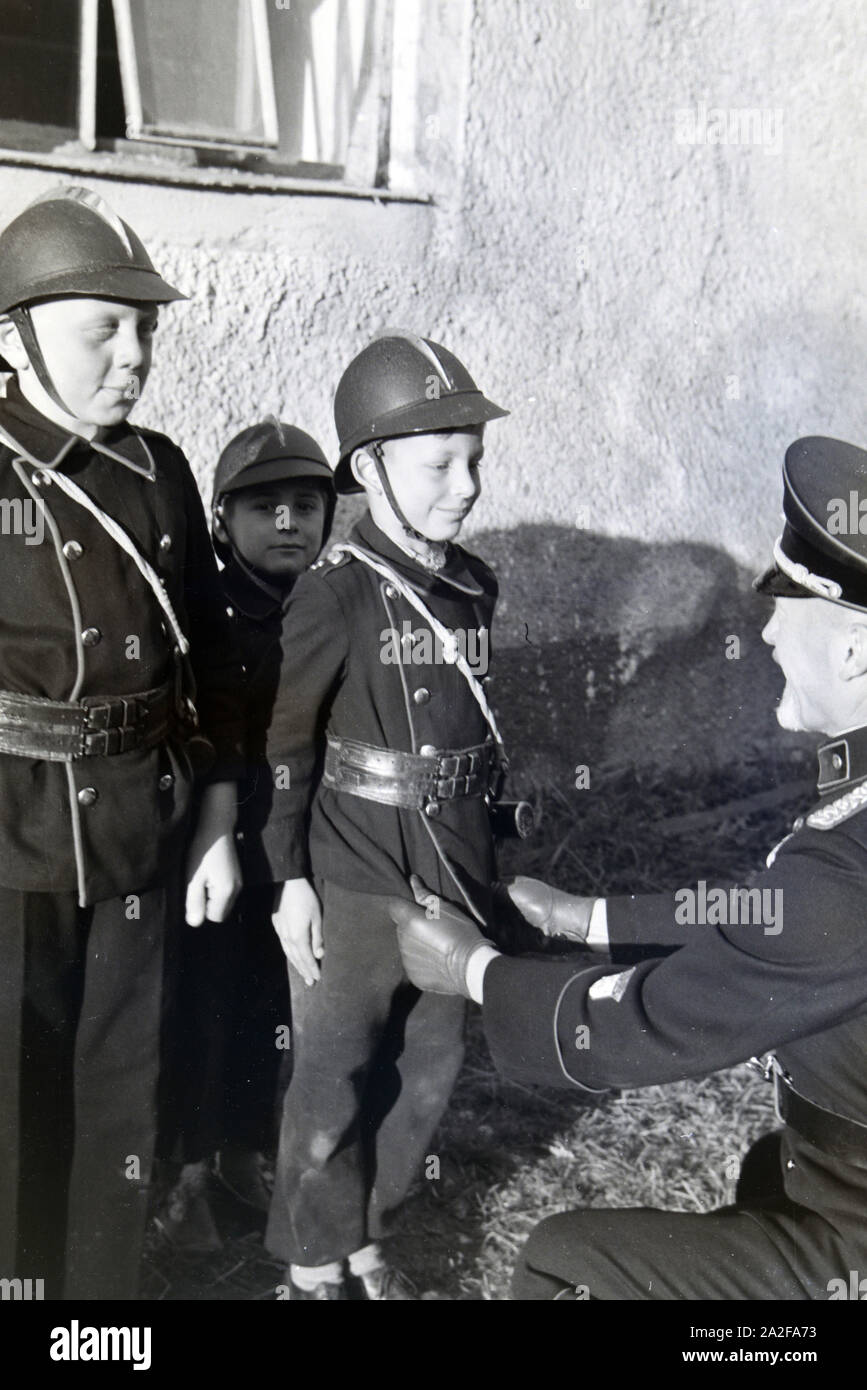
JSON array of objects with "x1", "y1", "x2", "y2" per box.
[{"x1": 141, "y1": 749, "x2": 814, "y2": 1300}]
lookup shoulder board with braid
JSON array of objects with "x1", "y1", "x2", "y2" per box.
[{"x1": 806, "y1": 781, "x2": 867, "y2": 830}]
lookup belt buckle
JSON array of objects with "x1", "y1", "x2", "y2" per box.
[
  {"x1": 438, "y1": 753, "x2": 461, "y2": 779},
  {"x1": 82, "y1": 697, "x2": 144, "y2": 755}
]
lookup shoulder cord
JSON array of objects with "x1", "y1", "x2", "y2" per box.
[
  {"x1": 0, "y1": 421, "x2": 185, "y2": 652},
  {"x1": 33, "y1": 466, "x2": 190, "y2": 657},
  {"x1": 333, "y1": 541, "x2": 505, "y2": 757}
]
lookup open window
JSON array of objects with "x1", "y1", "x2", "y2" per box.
[{"x1": 0, "y1": 0, "x2": 404, "y2": 190}]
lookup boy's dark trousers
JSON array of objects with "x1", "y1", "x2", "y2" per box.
[
  {"x1": 161, "y1": 883, "x2": 288, "y2": 1162},
  {"x1": 0, "y1": 877, "x2": 177, "y2": 1300},
  {"x1": 266, "y1": 879, "x2": 466, "y2": 1266}
]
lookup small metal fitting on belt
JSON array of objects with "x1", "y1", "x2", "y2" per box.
[{"x1": 747, "y1": 1053, "x2": 790, "y2": 1085}]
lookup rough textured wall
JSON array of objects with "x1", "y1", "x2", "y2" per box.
[{"x1": 2, "y1": 0, "x2": 865, "y2": 790}]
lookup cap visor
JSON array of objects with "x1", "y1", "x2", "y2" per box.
[
  {"x1": 752, "y1": 562, "x2": 812, "y2": 598},
  {"x1": 220, "y1": 457, "x2": 334, "y2": 493},
  {"x1": 24, "y1": 267, "x2": 187, "y2": 305}
]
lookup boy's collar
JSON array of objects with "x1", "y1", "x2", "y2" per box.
[
  {"x1": 0, "y1": 376, "x2": 155, "y2": 479},
  {"x1": 354, "y1": 512, "x2": 484, "y2": 596},
  {"x1": 220, "y1": 555, "x2": 286, "y2": 619}
]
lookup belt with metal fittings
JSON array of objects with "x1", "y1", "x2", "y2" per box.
[
  {"x1": 0, "y1": 682, "x2": 174, "y2": 761},
  {"x1": 750, "y1": 1054, "x2": 867, "y2": 1162},
  {"x1": 322, "y1": 734, "x2": 497, "y2": 815}
]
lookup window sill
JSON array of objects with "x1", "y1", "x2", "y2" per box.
[{"x1": 0, "y1": 143, "x2": 431, "y2": 204}]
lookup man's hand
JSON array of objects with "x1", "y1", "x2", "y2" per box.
[
  {"x1": 272, "y1": 877, "x2": 323, "y2": 986},
  {"x1": 502, "y1": 875, "x2": 596, "y2": 943},
  {"x1": 388, "y1": 876, "x2": 490, "y2": 997},
  {"x1": 185, "y1": 781, "x2": 242, "y2": 925}
]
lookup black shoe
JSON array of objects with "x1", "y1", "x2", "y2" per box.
[{"x1": 214, "y1": 1148, "x2": 273, "y2": 1213}]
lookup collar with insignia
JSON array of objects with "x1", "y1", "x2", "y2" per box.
[
  {"x1": 806, "y1": 726, "x2": 867, "y2": 829},
  {"x1": 0, "y1": 376, "x2": 155, "y2": 479}
]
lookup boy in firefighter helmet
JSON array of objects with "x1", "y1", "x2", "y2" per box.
[
  {"x1": 160, "y1": 418, "x2": 335, "y2": 1248},
  {"x1": 260, "y1": 330, "x2": 509, "y2": 1298},
  {"x1": 0, "y1": 186, "x2": 244, "y2": 1299}
]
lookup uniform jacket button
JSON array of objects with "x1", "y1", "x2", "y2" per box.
[
  {"x1": 33, "y1": 470, "x2": 52, "y2": 487},
  {"x1": 62, "y1": 540, "x2": 83, "y2": 560},
  {"x1": 419, "y1": 743, "x2": 437, "y2": 756},
  {"x1": 226, "y1": 606, "x2": 235, "y2": 619},
  {"x1": 384, "y1": 584, "x2": 398, "y2": 599},
  {"x1": 159, "y1": 533, "x2": 172, "y2": 553},
  {"x1": 413, "y1": 687, "x2": 431, "y2": 705},
  {"x1": 81, "y1": 627, "x2": 101, "y2": 647},
  {"x1": 159, "y1": 773, "x2": 175, "y2": 791},
  {"x1": 77, "y1": 786, "x2": 98, "y2": 806},
  {"x1": 424, "y1": 799, "x2": 441, "y2": 818}
]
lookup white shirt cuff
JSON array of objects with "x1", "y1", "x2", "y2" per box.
[
  {"x1": 466, "y1": 943, "x2": 501, "y2": 1003},
  {"x1": 586, "y1": 898, "x2": 609, "y2": 950}
]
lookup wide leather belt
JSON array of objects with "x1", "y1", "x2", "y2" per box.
[
  {"x1": 323, "y1": 734, "x2": 496, "y2": 811},
  {"x1": 0, "y1": 682, "x2": 174, "y2": 761},
  {"x1": 775, "y1": 1071, "x2": 867, "y2": 1162}
]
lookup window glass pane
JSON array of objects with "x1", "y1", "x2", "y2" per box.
[{"x1": 116, "y1": 0, "x2": 274, "y2": 145}]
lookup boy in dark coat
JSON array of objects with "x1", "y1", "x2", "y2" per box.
[
  {"x1": 260, "y1": 331, "x2": 509, "y2": 1298},
  {"x1": 159, "y1": 420, "x2": 335, "y2": 1248},
  {"x1": 0, "y1": 186, "x2": 244, "y2": 1299}
]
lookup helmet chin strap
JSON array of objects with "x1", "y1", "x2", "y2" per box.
[
  {"x1": 9, "y1": 307, "x2": 77, "y2": 418},
  {"x1": 369, "y1": 440, "x2": 448, "y2": 571}
]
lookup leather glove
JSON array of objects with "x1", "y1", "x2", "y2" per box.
[
  {"x1": 388, "y1": 876, "x2": 491, "y2": 997},
  {"x1": 502, "y1": 875, "x2": 596, "y2": 943}
]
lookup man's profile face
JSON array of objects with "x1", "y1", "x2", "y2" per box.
[{"x1": 762, "y1": 595, "x2": 851, "y2": 733}]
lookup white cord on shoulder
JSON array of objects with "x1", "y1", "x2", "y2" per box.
[
  {"x1": 333, "y1": 541, "x2": 504, "y2": 753},
  {"x1": 45, "y1": 468, "x2": 190, "y2": 655}
]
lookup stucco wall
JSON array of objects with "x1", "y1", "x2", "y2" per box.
[{"x1": 2, "y1": 0, "x2": 865, "y2": 790}]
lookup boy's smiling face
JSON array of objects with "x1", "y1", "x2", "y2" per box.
[
  {"x1": 12, "y1": 296, "x2": 158, "y2": 430},
  {"x1": 376, "y1": 428, "x2": 484, "y2": 542},
  {"x1": 220, "y1": 479, "x2": 328, "y2": 584}
]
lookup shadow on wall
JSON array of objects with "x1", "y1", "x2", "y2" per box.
[{"x1": 474, "y1": 523, "x2": 809, "y2": 790}]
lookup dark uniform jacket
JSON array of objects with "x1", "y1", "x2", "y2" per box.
[
  {"x1": 261, "y1": 511, "x2": 497, "y2": 913},
  {"x1": 482, "y1": 769, "x2": 867, "y2": 1250},
  {"x1": 0, "y1": 380, "x2": 244, "y2": 904},
  {"x1": 217, "y1": 556, "x2": 284, "y2": 885}
]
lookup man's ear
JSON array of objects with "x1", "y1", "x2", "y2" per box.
[
  {"x1": 840, "y1": 618, "x2": 867, "y2": 680},
  {"x1": 350, "y1": 445, "x2": 383, "y2": 494},
  {"x1": 0, "y1": 315, "x2": 27, "y2": 372}
]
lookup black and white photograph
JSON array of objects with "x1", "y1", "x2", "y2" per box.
[{"x1": 0, "y1": 0, "x2": 865, "y2": 1361}]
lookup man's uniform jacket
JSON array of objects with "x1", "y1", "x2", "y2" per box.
[
  {"x1": 0, "y1": 380, "x2": 244, "y2": 905},
  {"x1": 261, "y1": 511, "x2": 497, "y2": 915},
  {"x1": 483, "y1": 770, "x2": 867, "y2": 1263}
]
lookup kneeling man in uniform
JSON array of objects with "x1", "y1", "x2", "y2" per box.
[{"x1": 391, "y1": 436, "x2": 867, "y2": 1300}]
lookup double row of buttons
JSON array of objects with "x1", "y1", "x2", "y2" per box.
[{"x1": 76, "y1": 771, "x2": 175, "y2": 807}]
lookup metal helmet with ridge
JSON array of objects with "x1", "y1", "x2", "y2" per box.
[
  {"x1": 211, "y1": 416, "x2": 336, "y2": 564},
  {"x1": 0, "y1": 184, "x2": 185, "y2": 410},
  {"x1": 333, "y1": 329, "x2": 509, "y2": 497}
]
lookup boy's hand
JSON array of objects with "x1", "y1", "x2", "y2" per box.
[
  {"x1": 185, "y1": 781, "x2": 242, "y2": 926},
  {"x1": 272, "y1": 878, "x2": 324, "y2": 985}
]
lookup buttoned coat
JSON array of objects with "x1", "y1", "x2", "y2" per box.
[
  {"x1": 0, "y1": 380, "x2": 244, "y2": 904},
  {"x1": 261, "y1": 512, "x2": 498, "y2": 915}
]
